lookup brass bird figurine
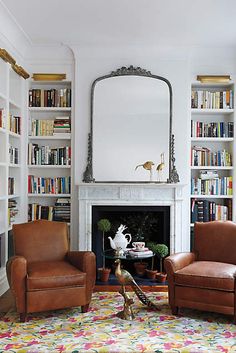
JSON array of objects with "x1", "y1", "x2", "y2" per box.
[
  {"x1": 135, "y1": 161, "x2": 154, "y2": 171},
  {"x1": 156, "y1": 153, "x2": 165, "y2": 181},
  {"x1": 114, "y1": 259, "x2": 159, "y2": 311}
]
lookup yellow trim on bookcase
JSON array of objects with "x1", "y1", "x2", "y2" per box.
[
  {"x1": 32, "y1": 73, "x2": 66, "y2": 81},
  {"x1": 197, "y1": 75, "x2": 231, "y2": 83},
  {"x1": 0, "y1": 48, "x2": 30, "y2": 79}
]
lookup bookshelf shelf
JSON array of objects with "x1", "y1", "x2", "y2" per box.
[
  {"x1": 28, "y1": 193, "x2": 71, "y2": 197},
  {"x1": 191, "y1": 109, "x2": 234, "y2": 114},
  {"x1": 190, "y1": 81, "x2": 235, "y2": 243},
  {"x1": 191, "y1": 195, "x2": 233, "y2": 199},
  {"x1": 29, "y1": 107, "x2": 71, "y2": 112},
  {"x1": 28, "y1": 135, "x2": 71, "y2": 140},
  {"x1": 191, "y1": 137, "x2": 234, "y2": 142},
  {"x1": 28, "y1": 165, "x2": 71, "y2": 168},
  {"x1": 191, "y1": 166, "x2": 233, "y2": 170}
]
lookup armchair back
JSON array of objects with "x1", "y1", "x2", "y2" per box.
[
  {"x1": 194, "y1": 221, "x2": 236, "y2": 264},
  {"x1": 13, "y1": 220, "x2": 69, "y2": 263}
]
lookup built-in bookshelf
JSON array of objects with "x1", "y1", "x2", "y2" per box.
[
  {"x1": 190, "y1": 81, "x2": 235, "y2": 228},
  {"x1": 27, "y1": 80, "x2": 72, "y2": 229},
  {"x1": 0, "y1": 58, "x2": 26, "y2": 294}
]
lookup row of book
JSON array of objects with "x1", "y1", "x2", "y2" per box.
[
  {"x1": 8, "y1": 177, "x2": 15, "y2": 195},
  {"x1": 0, "y1": 108, "x2": 6, "y2": 129},
  {"x1": 29, "y1": 89, "x2": 71, "y2": 108},
  {"x1": 28, "y1": 143, "x2": 71, "y2": 166},
  {"x1": 28, "y1": 175, "x2": 71, "y2": 194},
  {"x1": 191, "y1": 176, "x2": 233, "y2": 196},
  {"x1": 9, "y1": 114, "x2": 21, "y2": 135},
  {"x1": 8, "y1": 199, "x2": 18, "y2": 226},
  {"x1": 28, "y1": 198, "x2": 70, "y2": 222},
  {"x1": 9, "y1": 145, "x2": 19, "y2": 165},
  {"x1": 30, "y1": 117, "x2": 71, "y2": 136},
  {"x1": 191, "y1": 89, "x2": 233, "y2": 109},
  {"x1": 191, "y1": 120, "x2": 234, "y2": 138},
  {"x1": 191, "y1": 146, "x2": 232, "y2": 167},
  {"x1": 191, "y1": 199, "x2": 232, "y2": 223}
]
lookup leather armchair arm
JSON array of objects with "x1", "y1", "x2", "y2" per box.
[
  {"x1": 67, "y1": 251, "x2": 96, "y2": 302},
  {"x1": 164, "y1": 252, "x2": 196, "y2": 274},
  {"x1": 6, "y1": 256, "x2": 27, "y2": 314}
]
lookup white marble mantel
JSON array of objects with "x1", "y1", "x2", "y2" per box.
[{"x1": 78, "y1": 182, "x2": 185, "y2": 253}]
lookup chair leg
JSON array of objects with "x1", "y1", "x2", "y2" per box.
[
  {"x1": 171, "y1": 306, "x2": 179, "y2": 315},
  {"x1": 81, "y1": 304, "x2": 89, "y2": 313},
  {"x1": 20, "y1": 313, "x2": 26, "y2": 322}
]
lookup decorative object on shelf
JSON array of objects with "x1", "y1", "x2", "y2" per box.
[
  {"x1": 156, "y1": 153, "x2": 165, "y2": 182},
  {"x1": 114, "y1": 259, "x2": 159, "y2": 320},
  {"x1": 32, "y1": 73, "x2": 66, "y2": 81},
  {"x1": 108, "y1": 224, "x2": 132, "y2": 252},
  {"x1": 0, "y1": 48, "x2": 16, "y2": 65},
  {"x1": 135, "y1": 160, "x2": 155, "y2": 181},
  {"x1": 12, "y1": 63, "x2": 30, "y2": 79},
  {"x1": 197, "y1": 75, "x2": 231, "y2": 83}
]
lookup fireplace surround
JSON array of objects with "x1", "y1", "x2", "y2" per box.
[{"x1": 78, "y1": 183, "x2": 184, "y2": 255}]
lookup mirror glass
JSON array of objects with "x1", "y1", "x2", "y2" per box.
[{"x1": 93, "y1": 75, "x2": 170, "y2": 182}]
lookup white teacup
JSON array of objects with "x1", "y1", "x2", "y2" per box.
[{"x1": 132, "y1": 241, "x2": 145, "y2": 250}]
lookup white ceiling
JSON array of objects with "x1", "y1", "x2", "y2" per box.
[{"x1": 2, "y1": 0, "x2": 236, "y2": 48}]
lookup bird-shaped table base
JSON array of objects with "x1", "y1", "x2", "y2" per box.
[{"x1": 114, "y1": 259, "x2": 160, "y2": 320}]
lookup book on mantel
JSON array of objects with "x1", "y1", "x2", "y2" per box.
[{"x1": 127, "y1": 248, "x2": 153, "y2": 257}]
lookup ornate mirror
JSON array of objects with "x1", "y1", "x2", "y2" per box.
[{"x1": 83, "y1": 66, "x2": 179, "y2": 183}]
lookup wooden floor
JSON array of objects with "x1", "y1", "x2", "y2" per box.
[{"x1": 0, "y1": 285, "x2": 167, "y2": 314}]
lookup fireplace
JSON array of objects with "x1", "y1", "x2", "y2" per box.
[
  {"x1": 78, "y1": 183, "x2": 184, "y2": 255},
  {"x1": 92, "y1": 205, "x2": 170, "y2": 268}
]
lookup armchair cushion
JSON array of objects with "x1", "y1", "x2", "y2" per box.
[
  {"x1": 27, "y1": 261, "x2": 86, "y2": 290},
  {"x1": 175, "y1": 261, "x2": 236, "y2": 291}
]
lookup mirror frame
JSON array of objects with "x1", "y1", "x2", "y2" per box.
[{"x1": 83, "y1": 65, "x2": 179, "y2": 183}]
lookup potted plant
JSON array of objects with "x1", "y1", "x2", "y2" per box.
[
  {"x1": 147, "y1": 242, "x2": 169, "y2": 282},
  {"x1": 97, "y1": 218, "x2": 111, "y2": 282}
]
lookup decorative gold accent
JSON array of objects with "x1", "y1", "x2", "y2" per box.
[
  {"x1": 0, "y1": 48, "x2": 16, "y2": 65},
  {"x1": 11, "y1": 64, "x2": 30, "y2": 80},
  {"x1": 197, "y1": 75, "x2": 231, "y2": 83},
  {"x1": 32, "y1": 73, "x2": 66, "y2": 81}
]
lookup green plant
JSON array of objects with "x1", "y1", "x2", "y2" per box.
[
  {"x1": 147, "y1": 242, "x2": 169, "y2": 272},
  {"x1": 97, "y1": 219, "x2": 111, "y2": 268}
]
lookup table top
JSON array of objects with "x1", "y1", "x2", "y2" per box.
[{"x1": 103, "y1": 249, "x2": 154, "y2": 261}]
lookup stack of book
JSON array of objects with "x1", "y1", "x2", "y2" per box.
[
  {"x1": 127, "y1": 248, "x2": 153, "y2": 258},
  {"x1": 9, "y1": 145, "x2": 19, "y2": 165},
  {"x1": 0, "y1": 108, "x2": 6, "y2": 128},
  {"x1": 53, "y1": 117, "x2": 70, "y2": 136},
  {"x1": 31, "y1": 119, "x2": 54, "y2": 136},
  {"x1": 191, "y1": 120, "x2": 234, "y2": 138},
  {"x1": 191, "y1": 146, "x2": 232, "y2": 167},
  {"x1": 28, "y1": 143, "x2": 71, "y2": 165},
  {"x1": 53, "y1": 198, "x2": 70, "y2": 222},
  {"x1": 8, "y1": 199, "x2": 18, "y2": 226},
  {"x1": 8, "y1": 177, "x2": 15, "y2": 195},
  {"x1": 28, "y1": 176, "x2": 71, "y2": 194},
  {"x1": 29, "y1": 88, "x2": 71, "y2": 108}
]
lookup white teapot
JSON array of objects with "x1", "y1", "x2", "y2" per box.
[{"x1": 108, "y1": 224, "x2": 132, "y2": 251}]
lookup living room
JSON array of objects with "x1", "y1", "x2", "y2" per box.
[{"x1": 0, "y1": 1, "x2": 236, "y2": 352}]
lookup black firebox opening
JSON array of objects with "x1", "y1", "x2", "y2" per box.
[{"x1": 92, "y1": 205, "x2": 170, "y2": 270}]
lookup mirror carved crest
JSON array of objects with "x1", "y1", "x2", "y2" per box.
[{"x1": 83, "y1": 66, "x2": 179, "y2": 184}]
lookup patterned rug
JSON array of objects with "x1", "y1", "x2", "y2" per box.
[{"x1": 0, "y1": 292, "x2": 235, "y2": 353}]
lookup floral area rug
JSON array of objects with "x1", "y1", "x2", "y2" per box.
[{"x1": 0, "y1": 292, "x2": 235, "y2": 353}]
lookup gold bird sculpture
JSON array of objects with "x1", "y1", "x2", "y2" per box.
[
  {"x1": 156, "y1": 153, "x2": 165, "y2": 181},
  {"x1": 114, "y1": 259, "x2": 159, "y2": 310},
  {"x1": 135, "y1": 161, "x2": 154, "y2": 171}
]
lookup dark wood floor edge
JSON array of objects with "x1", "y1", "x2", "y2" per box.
[{"x1": 94, "y1": 285, "x2": 168, "y2": 292}]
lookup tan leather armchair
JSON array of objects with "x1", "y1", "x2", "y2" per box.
[
  {"x1": 164, "y1": 221, "x2": 236, "y2": 323},
  {"x1": 6, "y1": 220, "x2": 96, "y2": 322}
]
